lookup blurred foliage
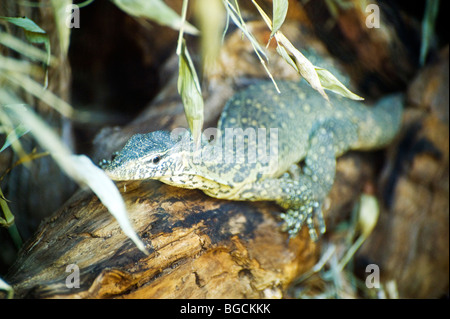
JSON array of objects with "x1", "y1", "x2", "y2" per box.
[{"x1": 0, "y1": 8, "x2": 146, "y2": 254}]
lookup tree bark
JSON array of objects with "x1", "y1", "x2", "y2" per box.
[{"x1": 6, "y1": 179, "x2": 321, "y2": 298}]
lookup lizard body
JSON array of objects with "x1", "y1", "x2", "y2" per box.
[{"x1": 101, "y1": 79, "x2": 403, "y2": 240}]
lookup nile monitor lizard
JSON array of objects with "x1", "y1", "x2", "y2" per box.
[{"x1": 100, "y1": 80, "x2": 403, "y2": 240}]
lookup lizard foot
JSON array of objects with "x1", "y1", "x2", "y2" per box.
[{"x1": 280, "y1": 201, "x2": 326, "y2": 241}]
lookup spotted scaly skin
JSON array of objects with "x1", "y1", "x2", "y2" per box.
[{"x1": 101, "y1": 80, "x2": 403, "y2": 240}]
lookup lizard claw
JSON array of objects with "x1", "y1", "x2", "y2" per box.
[{"x1": 280, "y1": 201, "x2": 326, "y2": 241}]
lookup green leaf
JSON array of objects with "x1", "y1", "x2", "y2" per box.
[
  {"x1": 0, "y1": 124, "x2": 30, "y2": 153},
  {"x1": 111, "y1": 0, "x2": 199, "y2": 35},
  {"x1": 177, "y1": 39, "x2": 204, "y2": 146},
  {"x1": 0, "y1": 16, "x2": 51, "y2": 88},
  {"x1": 315, "y1": 67, "x2": 364, "y2": 101},
  {"x1": 0, "y1": 16, "x2": 46, "y2": 34},
  {"x1": 271, "y1": 0, "x2": 288, "y2": 37},
  {"x1": 420, "y1": 0, "x2": 440, "y2": 66}
]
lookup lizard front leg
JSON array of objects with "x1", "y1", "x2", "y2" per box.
[
  {"x1": 238, "y1": 169, "x2": 331, "y2": 240},
  {"x1": 239, "y1": 119, "x2": 357, "y2": 240}
]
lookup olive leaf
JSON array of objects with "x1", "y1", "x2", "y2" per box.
[
  {"x1": 111, "y1": 0, "x2": 199, "y2": 35},
  {"x1": 315, "y1": 67, "x2": 364, "y2": 100},
  {"x1": 177, "y1": 39, "x2": 204, "y2": 146},
  {"x1": 271, "y1": 0, "x2": 288, "y2": 37},
  {"x1": 252, "y1": 0, "x2": 363, "y2": 101},
  {"x1": 259, "y1": 4, "x2": 329, "y2": 101},
  {"x1": 276, "y1": 45, "x2": 298, "y2": 72}
]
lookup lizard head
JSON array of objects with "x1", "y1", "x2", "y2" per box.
[{"x1": 100, "y1": 130, "x2": 191, "y2": 180}]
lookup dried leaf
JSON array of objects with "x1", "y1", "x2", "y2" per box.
[
  {"x1": 70, "y1": 154, "x2": 149, "y2": 255},
  {"x1": 253, "y1": 0, "x2": 363, "y2": 101},
  {"x1": 276, "y1": 45, "x2": 298, "y2": 73},
  {"x1": 315, "y1": 67, "x2": 364, "y2": 100},
  {"x1": 276, "y1": 32, "x2": 329, "y2": 101}
]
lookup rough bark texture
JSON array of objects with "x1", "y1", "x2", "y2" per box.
[
  {"x1": 357, "y1": 47, "x2": 449, "y2": 298},
  {"x1": 7, "y1": 180, "x2": 320, "y2": 298}
]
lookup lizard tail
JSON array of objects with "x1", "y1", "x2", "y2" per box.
[{"x1": 354, "y1": 93, "x2": 405, "y2": 150}]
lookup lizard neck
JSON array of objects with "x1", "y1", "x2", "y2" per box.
[{"x1": 157, "y1": 142, "x2": 220, "y2": 189}]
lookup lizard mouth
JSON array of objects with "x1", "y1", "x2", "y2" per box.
[
  {"x1": 103, "y1": 166, "x2": 125, "y2": 180},
  {"x1": 99, "y1": 159, "x2": 129, "y2": 180},
  {"x1": 102, "y1": 159, "x2": 160, "y2": 181}
]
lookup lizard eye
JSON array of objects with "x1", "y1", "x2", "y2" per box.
[{"x1": 151, "y1": 155, "x2": 161, "y2": 164}]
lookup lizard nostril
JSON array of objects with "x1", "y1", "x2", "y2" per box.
[{"x1": 111, "y1": 152, "x2": 119, "y2": 161}]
